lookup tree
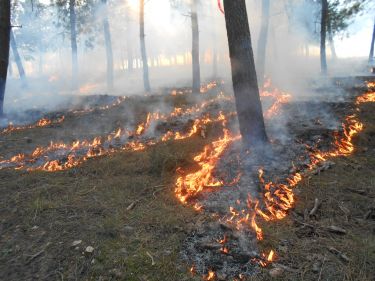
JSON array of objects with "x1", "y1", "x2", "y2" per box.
[
  {"x1": 223, "y1": 0, "x2": 268, "y2": 148},
  {"x1": 256, "y1": 0, "x2": 270, "y2": 87},
  {"x1": 140, "y1": 0, "x2": 151, "y2": 92},
  {"x1": 53, "y1": 0, "x2": 97, "y2": 89},
  {"x1": 320, "y1": 0, "x2": 328, "y2": 74},
  {"x1": 101, "y1": 0, "x2": 114, "y2": 90},
  {"x1": 10, "y1": 29, "x2": 27, "y2": 86},
  {"x1": 369, "y1": 17, "x2": 375, "y2": 64},
  {"x1": 69, "y1": 0, "x2": 78, "y2": 89},
  {"x1": 0, "y1": 0, "x2": 11, "y2": 117},
  {"x1": 191, "y1": 0, "x2": 200, "y2": 93}
]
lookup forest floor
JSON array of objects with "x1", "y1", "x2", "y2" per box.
[{"x1": 0, "y1": 78, "x2": 374, "y2": 281}]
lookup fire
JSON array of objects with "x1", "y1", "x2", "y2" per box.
[
  {"x1": 1, "y1": 116, "x2": 65, "y2": 135},
  {"x1": 79, "y1": 83, "x2": 99, "y2": 94},
  {"x1": 204, "y1": 270, "x2": 216, "y2": 281},
  {"x1": 175, "y1": 129, "x2": 240, "y2": 203}
]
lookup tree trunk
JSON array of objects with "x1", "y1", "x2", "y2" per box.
[
  {"x1": 102, "y1": 0, "x2": 114, "y2": 90},
  {"x1": 0, "y1": 0, "x2": 11, "y2": 117},
  {"x1": 327, "y1": 19, "x2": 337, "y2": 61},
  {"x1": 223, "y1": 0, "x2": 268, "y2": 148},
  {"x1": 256, "y1": 0, "x2": 270, "y2": 88},
  {"x1": 10, "y1": 30, "x2": 27, "y2": 86},
  {"x1": 368, "y1": 17, "x2": 375, "y2": 64},
  {"x1": 191, "y1": 0, "x2": 200, "y2": 93},
  {"x1": 69, "y1": 0, "x2": 78, "y2": 89},
  {"x1": 140, "y1": 0, "x2": 150, "y2": 92},
  {"x1": 125, "y1": 4, "x2": 133, "y2": 72},
  {"x1": 320, "y1": 0, "x2": 328, "y2": 75}
]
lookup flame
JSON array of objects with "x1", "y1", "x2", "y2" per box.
[
  {"x1": 204, "y1": 270, "x2": 216, "y2": 281},
  {"x1": 1, "y1": 116, "x2": 65, "y2": 135},
  {"x1": 175, "y1": 129, "x2": 240, "y2": 203}
]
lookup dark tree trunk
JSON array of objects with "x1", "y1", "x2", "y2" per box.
[
  {"x1": 0, "y1": 0, "x2": 11, "y2": 116},
  {"x1": 10, "y1": 30, "x2": 27, "y2": 86},
  {"x1": 69, "y1": 0, "x2": 78, "y2": 89},
  {"x1": 191, "y1": 0, "x2": 200, "y2": 93},
  {"x1": 256, "y1": 0, "x2": 270, "y2": 88},
  {"x1": 223, "y1": 0, "x2": 268, "y2": 148},
  {"x1": 320, "y1": 0, "x2": 328, "y2": 75},
  {"x1": 327, "y1": 19, "x2": 337, "y2": 61},
  {"x1": 369, "y1": 17, "x2": 375, "y2": 63},
  {"x1": 140, "y1": 0, "x2": 150, "y2": 92},
  {"x1": 102, "y1": 0, "x2": 114, "y2": 90}
]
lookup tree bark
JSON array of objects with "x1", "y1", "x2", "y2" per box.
[
  {"x1": 69, "y1": 0, "x2": 78, "y2": 89},
  {"x1": 327, "y1": 19, "x2": 337, "y2": 61},
  {"x1": 0, "y1": 0, "x2": 11, "y2": 116},
  {"x1": 10, "y1": 30, "x2": 27, "y2": 86},
  {"x1": 369, "y1": 17, "x2": 375, "y2": 64},
  {"x1": 140, "y1": 0, "x2": 151, "y2": 92},
  {"x1": 102, "y1": 0, "x2": 114, "y2": 90},
  {"x1": 256, "y1": 0, "x2": 270, "y2": 88},
  {"x1": 191, "y1": 0, "x2": 201, "y2": 93},
  {"x1": 223, "y1": 0, "x2": 268, "y2": 148},
  {"x1": 320, "y1": 0, "x2": 328, "y2": 75}
]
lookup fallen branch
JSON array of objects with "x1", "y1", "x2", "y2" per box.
[
  {"x1": 326, "y1": 225, "x2": 347, "y2": 235},
  {"x1": 327, "y1": 247, "x2": 350, "y2": 263}
]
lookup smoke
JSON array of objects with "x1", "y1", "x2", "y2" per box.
[{"x1": 2, "y1": 0, "x2": 370, "y2": 126}]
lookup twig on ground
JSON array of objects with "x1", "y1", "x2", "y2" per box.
[
  {"x1": 317, "y1": 255, "x2": 326, "y2": 281},
  {"x1": 327, "y1": 247, "x2": 350, "y2": 263},
  {"x1": 309, "y1": 198, "x2": 321, "y2": 216},
  {"x1": 146, "y1": 251, "x2": 156, "y2": 266}
]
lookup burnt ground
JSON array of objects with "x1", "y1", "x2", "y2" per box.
[{"x1": 0, "y1": 79, "x2": 374, "y2": 281}]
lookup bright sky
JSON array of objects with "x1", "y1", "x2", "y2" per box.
[{"x1": 335, "y1": 14, "x2": 374, "y2": 58}]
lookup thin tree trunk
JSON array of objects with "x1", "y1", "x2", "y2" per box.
[
  {"x1": 191, "y1": 0, "x2": 200, "y2": 93},
  {"x1": 10, "y1": 30, "x2": 27, "y2": 86},
  {"x1": 102, "y1": 0, "x2": 114, "y2": 90},
  {"x1": 8, "y1": 57, "x2": 13, "y2": 77},
  {"x1": 139, "y1": 0, "x2": 150, "y2": 92},
  {"x1": 320, "y1": 0, "x2": 328, "y2": 75},
  {"x1": 368, "y1": 17, "x2": 375, "y2": 63},
  {"x1": 327, "y1": 19, "x2": 337, "y2": 61},
  {"x1": 69, "y1": 0, "x2": 78, "y2": 89},
  {"x1": 0, "y1": 0, "x2": 11, "y2": 117},
  {"x1": 256, "y1": 0, "x2": 270, "y2": 88},
  {"x1": 125, "y1": 6, "x2": 133, "y2": 72},
  {"x1": 223, "y1": 0, "x2": 268, "y2": 148}
]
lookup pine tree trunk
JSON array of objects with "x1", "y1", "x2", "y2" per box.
[
  {"x1": 256, "y1": 0, "x2": 270, "y2": 88},
  {"x1": 140, "y1": 0, "x2": 150, "y2": 92},
  {"x1": 69, "y1": 0, "x2": 78, "y2": 89},
  {"x1": 223, "y1": 0, "x2": 268, "y2": 148},
  {"x1": 102, "y1": 0, "x2": 114, "y2": 90},
  {"x1": 327, "y1": 19, "x2": 337, "y2": 61},
  {"x1": 125, "y1": 5, "x2": 133, "y2": 72},
  {"x1": 191, "y1": 0, "x2": 200, "y2": 93},
  {"x1": 10, "y1": 30, "x2": 27, "y2": 86},
  {"x1": 320, "y1": 0, "x2": 328, "y2": 75},
  {"x1": 0, "y1": 0, "x2": 11, "y2": 117},
  {"x1": 368, "y1": 17, "x2": 375, "y2": 64}
]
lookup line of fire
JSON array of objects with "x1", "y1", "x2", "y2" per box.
[{"x1": 0, "y1": 0, "x2": 374, "y2": 281}]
